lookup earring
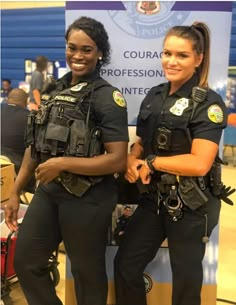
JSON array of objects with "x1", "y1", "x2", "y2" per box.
[{"x1": 99, "y1": 57, "x2": 102, "y2": 60}]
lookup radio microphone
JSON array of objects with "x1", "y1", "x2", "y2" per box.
[{"x1": 192, "y1": 86, "x2": 207, "y2": 104}]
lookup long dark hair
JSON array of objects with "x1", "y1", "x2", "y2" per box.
[{"x1": 164, "y1": 22, "x2": 210, "y2": 87}]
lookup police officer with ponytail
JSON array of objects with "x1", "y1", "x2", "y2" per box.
[
  {"x1": 4, "y1": 16, "x2": 129, "y2": 305},
  {"x1": 114, "y1": 22, "x2": 234, "y2": 305}
]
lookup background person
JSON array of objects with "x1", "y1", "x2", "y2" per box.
[
  {"x1": 1, "y1": 88, "x2": 36, "y2": 193},
  {"x1": 28, "y1": 55, "x2": 48, "y2": 111},
  {"x1": 1, "y1": 78, "x2": 13, "y2": 103},
  {"x1": 4, "y1": 16, "x2": 129, "y2": 305},
  {"x1": 113, "y1": 205, "x2": 132, "y2": 245},
  {"x1": 114, "y1": 22, "x2": 234, "y2": 305},
  {"x1": 1, "y1": 88, "x2": 28, "y2": 171}
]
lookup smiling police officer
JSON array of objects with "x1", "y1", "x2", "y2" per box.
[
  {"x1": 4, "y1": 17, "x2": 129, "y2": 305},
  {"x1": 114, "y1": 22, "x2": 234, "y2": 305}
]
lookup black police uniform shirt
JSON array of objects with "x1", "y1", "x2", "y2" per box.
[
  {"x1": 39, "y1": 70, "x2": 129, "y2": 158},
  {"x1": 136, "y1": 74, "x2": 228, "y2": 158}
]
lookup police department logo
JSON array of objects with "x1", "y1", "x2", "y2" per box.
[
  {"x1": 143, "y1": 273, "x2": 153, "y2": 293},
  {"x1": 113, "y1": 90, "x2": 127, "y2": 108},
  {"x1": 108, "y1": 1, "x2": 190, "y2": 39},
  {"x1": 208, "y1": 104, "x2": 224, "y2": 123},
  {"x1": 137, "y1": 2, "x2": 160, "y2": 15}
]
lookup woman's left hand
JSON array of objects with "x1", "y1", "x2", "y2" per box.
[{"x1": 35, "y1": 158, "x2": 62, "y2": 184}]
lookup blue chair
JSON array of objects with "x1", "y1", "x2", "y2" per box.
[{"x1": 223, "y1": 125, "x2": 236, "y2": 166}]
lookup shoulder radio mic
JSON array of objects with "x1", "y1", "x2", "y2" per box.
[{"x1": 192, "y1": 86, "x2": 207, "y2": 104}]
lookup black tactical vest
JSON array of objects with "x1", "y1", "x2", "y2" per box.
[{"x1": 25, "y1": 79, "x2": 110, "y2": 162}]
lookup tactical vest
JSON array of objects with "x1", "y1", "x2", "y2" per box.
[
  {"x1": 25, "y1": 78, "x2": 111, "y2": 197},
  {"x1": 25, "y1": 79, "x2": 110, "y2": 160}
]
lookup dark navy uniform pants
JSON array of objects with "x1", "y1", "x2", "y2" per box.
[
  {"x1": 114, "y1": 191, "x2": 221, "y2": 305},
  {"x1": 14, "y1": 179, "x2": 117, "y2": 305}
]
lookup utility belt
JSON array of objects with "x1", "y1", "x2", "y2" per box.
[{"x1": 140, "y1": 173, "x2": 210, "y2": 221}]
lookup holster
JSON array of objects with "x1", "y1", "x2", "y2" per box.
[
  {"x1": 178, "y1": 176, "x2": 208, "y2": 210},
  {"x1": 209, "y1": 160, "x2": 222, "y2": 196},
  {"x1": 58, "y1": 126, "x2": 104, "y2": 197},
  {"x1": 58, "y1": 172, "x2": 103, "y2": 197}
]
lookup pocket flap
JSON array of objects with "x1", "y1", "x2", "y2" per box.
[{"x1": 45, "y1": 122, "x2": 69, "y2": 142}]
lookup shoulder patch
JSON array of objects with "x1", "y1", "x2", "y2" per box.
[
  {"x1": 207, "y1": 104, "x2": 224, "y2": 123},
  {"x1": 113, "y1": 90, "x2": 127, "y2": 108}
]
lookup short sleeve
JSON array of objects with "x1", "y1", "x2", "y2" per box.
[
  {"x1": 190, "y1": 90, "x2": 228, "y2": 144},
  {"x1": 31, "y1": 70, "x2": 44, "y2": 91},
  {"x1": 93, "y1": 86, "x2": 129, "y2": 143}
]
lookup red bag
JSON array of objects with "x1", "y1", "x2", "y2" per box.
[{"x1": 1, "y1": 236, "x2": 17, "y2": 278}]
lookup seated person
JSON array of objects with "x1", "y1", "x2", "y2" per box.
[{"x1": 1, "y1": 88, "x2": 36, "y2": 193}]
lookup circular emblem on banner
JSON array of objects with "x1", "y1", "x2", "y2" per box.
[
  {"x1": 143, "y1": 273, "x2": 153, "y2": 293},
  {"x1": 136, "y1": 2, "x2": 161, "y2": 15},
  {"x1": 108, "y1": 1, "x2": 190, "y2": 39},
  {"x1": 208, "y1": 104, "x2": 224, "y2": 123},
  {"x1": 113, "y1": 90, "x2": 127, "y2": 108}
]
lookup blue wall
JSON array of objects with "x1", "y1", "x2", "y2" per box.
[
  {"x1": 229, "y1": 2, "x2": 236, "y2": 67},
  {"x1": 2, "y1": 3, "x2": 236, "y2": 88},
  {"x1": 1, "y1": 7, "x2": 65, "y2": 88}
]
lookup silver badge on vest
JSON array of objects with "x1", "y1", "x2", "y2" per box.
[{"x1": 70, "y1": 82, "x2": 88, "y2": 92}]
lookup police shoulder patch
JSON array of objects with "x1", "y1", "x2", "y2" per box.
[
  {"x1": 207, "y1": 104, "x2": 224, "y2": 123},
  {"x1": 113, "y1": 90, "x2": 127, "y2": 108}
]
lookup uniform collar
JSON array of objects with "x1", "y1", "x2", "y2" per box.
[
  {"x1": 169, "y1": 74, "x2": 199, "y2": 98},
  {"x1": 58, "y1": 69, "x2": 100, "y2": 88},
  {"x1": 154, "y1": 73, "x2": 199, "y2": 99},
  {"x1": 152, "y1": 83, "x2": 169, "y2": 100}
]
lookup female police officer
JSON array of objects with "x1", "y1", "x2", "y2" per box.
[
  {"x1": 4, "y1": 17, "x2": 129, "y2": 305},
  {"x1": 114, "y1": 22, "x2": 230, "y2": 305}
]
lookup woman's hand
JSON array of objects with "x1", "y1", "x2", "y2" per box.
[
  {"x1": 35, "y1": 157, "x2": 62, "y2": 184},
  {"x1": 4, "y1": 195, "x2": 20, "y2": 232},
  {"x1": 139, "y1": 163, "x2": 153, "y2": 184},
  {"x1": 125, "y1": 154, "x2": 144, "y2": 183}
]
